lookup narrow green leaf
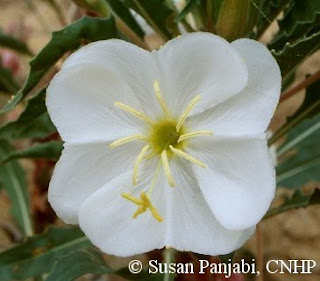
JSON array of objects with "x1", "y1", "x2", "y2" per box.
[
  {"x1": 276, "y1": 114, "x2": 320, "y2": 188},
  {"x1": 122, "y1": 0, "x2": 175, "y2": 40},
  {"x1": 265, "y1": 188, "x2": 320, "y2": 219},
  {"x1": 106, "y1": 0, "x2": 145, "y2": 38},
  {"x1": 0, "y1": 141, "x2": 63, "y2": 165},
  {"x1": 0, "y1": 32, "x2": 33, "y2": 55},
  {"x1": 269, "y1": 78, "x2": 320, "y2": 145},
  {"x1": 1, "y1": 16, "x2": 117, "y2": 113},
  {"x1": 0, "y1": 89, "x2": 56, "y2": 140},
  {"x1": 0, "y1": 227, "x2": 91, "y2": 281},
  {"x1": 175, "y1": 0, "x2": 199, "y2": 22},
  {"x1": 0, "y1": 139, "x2": 32, "y2": 236},
  {"x1": 272, "y1": 30, "x2": 320, "y2": 79}
]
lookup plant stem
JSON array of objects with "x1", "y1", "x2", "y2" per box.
[
  {"x1": 163, "y1": 247, "x2": 176, "y2": 281},
  {"x1": 256, "y1": 223, "x2": 264, "y2": 281},
  {"x1": 280, "y1": 69, "x2": 320, "y2": 103}
]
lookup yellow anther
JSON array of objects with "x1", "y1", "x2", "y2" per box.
[
  {"x1": 153, "y1": 80, "x2": 172, "y2": 120},
  {"x1": 169, "y1": 145, "x2": 206, "y2": 168},
  {"x1": 133, "y1": 145, "x2": 150, "y2": 185},
  {"x1": 114, "y1": 101, "x2": 154, "y2": 126},
  {"x1": 121, "y1": 192, "x2": 163, "y2": 222},
  {"x1": 176, "y1": 95, "x2": 201, "y2": 132},
  {"x1": 178, "y1": 131, "x2": 213, "y2": 143},
  {"x1": 109, "y1": 134, "x2": 146, "y2": 149},
  {"x1": 161, "y1": 150, "x2": 175, "y2": 187}
]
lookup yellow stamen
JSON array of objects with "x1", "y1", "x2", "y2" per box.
[
  {"x1": 161, "y1": 150, "x2": 175, "y2": 187},
  {"x1": 121, "y1": 192, "x2": 163, "y2": 222},
  {"x1": 169, "y1": 145, "x2": 206, "y2": 168},
  {"x1": 178, "y1": 130, "x2": 213, "y2": 143},
  {"x1": 109, "y1": 134, "x2": 146, "y2": 149},
  {"x1": 148, "y1": 159, "x2": 162, "y2": 196},
  {"x1": 114, "y1": 101, "x2": 154, "y2": 126},
  {"x1": 153, "y1": 80, "x2": 172, "y2": 120},
  {"x1": 133, "y1": 145, "x2": 150, "y2": 185},
  {"x1": 176, "y1": 95, "x2": 201, "y2": 132}
]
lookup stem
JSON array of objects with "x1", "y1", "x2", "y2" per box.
[
  {"x1": 206, "y1": 0, "x2": 214, "y2": 32},
  {"x1": 268, "y1": 99, "x2": 320, "y2": 145},
  {"x1": 256, "y1": 0, "x2": 291, "y2": 40},
  {"x1": 280, "y1": 69, "x2": 320, "y2": 103},
  {"x1": 163, "y1": 247, "x2": 176, "y2": 281},
  {"x1": 256, "y1": 223, "x2": 264, "y2": 281}
]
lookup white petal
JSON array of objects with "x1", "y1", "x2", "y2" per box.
[
  {"x1": 187, "y1": 39, "x2": 281, "y2": 136},
  {"x1": 48, "y1": 141, "x2": 145, "y2": 224},
  {"x1": 154, "y1": 32, "x2": 248, "y2": 117},
  {"x1": 62, "y1": 40, "x2": 162, "y2": 118},
  {"x1": 79, "y1": 161, "x2": 166, "y2": 257},
  {"x1": 166, "y1": 158, "x2": 255, "y2": 255},
  {"x1": 47, "y1": 64, "x2": 148, "y2": 144},
  {"x1": 187, "y1": 136, "x2": 275, "y2": 230}
]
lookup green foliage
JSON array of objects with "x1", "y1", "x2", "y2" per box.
[
  {"x1": 122, "y1": 0, "x2": 175, "y2": 40},
  {"x1": 0, "y1": 227, "x2": 91, "y2": 281},
  {"x1": 0, "y1": 141, "x2": 63, "y2": 165},
  {"x1": 106, "y1": 0, "x2": 145, "y2": 38},
  {"x1": 0, "y1": 139, "x2": 32, "y2": 236},
  {"x1": 0, "y1": 66, "x2": 19, "y2": 94},
  {"x1": 0, "y1": 32, "x2": 33, "y2": 55},
  {"x1": 265, "y1": 188, "x2": 320, "y2": 218},
  {"x1": 276, "y1": 114, "x2": 320, "y2": 188},
  {"x1": 269, "y1": 79, "x2": 320, "y2": 145},
  {"x1": 270, "y1": 0, "x2": 320, "y2": 50},
  {"x1": 272, "y1": 30, "x2": 320, "y2": 80},
  {"x1": 0, "y1": 89, "x2": 56, "y2": 140},
  {"x1": 45, "y1": 249, "x2": 113, "y2": 281},
  {"x1": 175, "y1": 0, "x2": 200, "y2": 22},
  {"x1": 1, "y1": 16, "x2": 117, "y2": 113}
]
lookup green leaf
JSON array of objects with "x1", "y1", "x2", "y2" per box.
[
  {"x1": 270, "y1": 0, "x2": 320, "y2": 50},
  {"x1": 0, "y1": 32, "x2": 33, "y2": 55},
  {"x1": 0, "y1": 227, "x2": 91, "y2": 281},
  {"x1": 45, "y1": 248, "x2": 163, "y2": 281},
  {"x1": 0, "y1": 139, "x2": 32, "y2": 236},
  {"x1": 256, "y1": 0, "x2": 291, "y2": 38},
  {"x1": 106, "y1": 0, "x2": 145, "y2": 38},
  {"x1": 0, "y1": 89, "x2": 56, "y2": 139},
  {"x1": 0, "y1": 141, "x2": 63, "y2": 165},
  {"x1": 122, "y1": 0, "x2": 175, "y2": 40},
  {"x1": 175, "y1": 0, "x2": 200, "y2": 22},
  {"x1": 265, "y1": 188, "x2": 320, "y2": 219},
  {"x1": 272, "y1": 30, "x2": 320, "y2": 79},
  {"x1": 276, "y1": 114, "x2": 320, "y2": 188},
  {"x1": 45, "y1": 249, "x2": 113, "y2": 281},
  {"x1": 0, "y1": 66, "x2": 19, "y2": 94},
  {"x1": 269, "y1": 78, "x2": 320, "y2": 145},
  {"x1": 1, "y1": 16, "x2": 117, "y2": 113}
]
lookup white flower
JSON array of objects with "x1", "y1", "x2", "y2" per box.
[{"x1": 46, "y1": 32, "x2": 281, "y2": 257}]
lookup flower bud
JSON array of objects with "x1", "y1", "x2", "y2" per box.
[{"x1": 216, "y1": 0, "x2": 249, "y2": 41}]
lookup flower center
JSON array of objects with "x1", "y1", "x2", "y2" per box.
[
  {"x1": 109, "y1": 80, "x2": 213, "y2": 222},
  {"x1": 149, "y1": 120, "x2": 185, "y2": 155}
]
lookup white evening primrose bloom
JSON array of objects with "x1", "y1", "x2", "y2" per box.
[{"x1": 46, "y1": 32, "x2": 281, "y2": 257}]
